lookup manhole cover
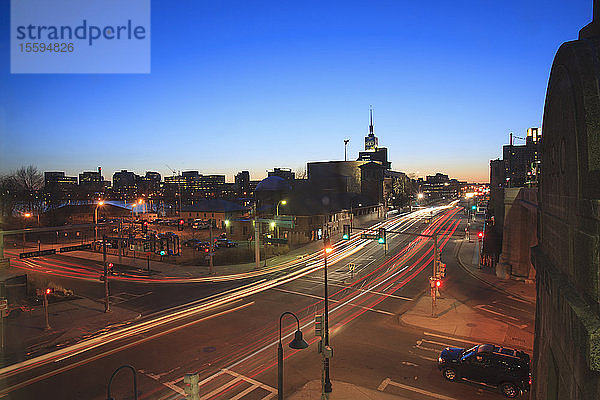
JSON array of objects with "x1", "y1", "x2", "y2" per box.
[
  {"x1": 466, "y1": 323, "x2": 477, "y2": 327},
  {"x1": 203, "y1": 346, "x2": 216, "y2": 353}
]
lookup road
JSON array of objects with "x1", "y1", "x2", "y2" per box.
[{"x1": 0, "y1": 205, "x2": 533, "y2": 399}]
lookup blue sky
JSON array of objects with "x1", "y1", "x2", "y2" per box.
[{"x1": 0, "y1": 0, "x2": 592, "y2": 183}]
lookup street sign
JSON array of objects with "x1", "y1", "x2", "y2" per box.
[
  {"x1": 59, "y1": 243, "x2": 92, "y2": 253},
  {"x1": 360, "y1": 233, "x2": 379, "y2": 240},
  {"x1": 264, "y1": 237, "x2": 288, "y2": 244},
  {"x1": 0, "y1": 298, "x2": 7, "y2": 311},
  {"x1": 19, "y1": 249, "x2": 56, "y2": 259}
]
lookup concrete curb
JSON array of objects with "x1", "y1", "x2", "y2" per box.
[{"x1": 454, "y1": 239, "x2": 534, "y2": 305}]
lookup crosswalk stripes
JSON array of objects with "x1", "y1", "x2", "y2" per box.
[{"x1": 157, "y1": 369, "x2": 276, "y2": 399}]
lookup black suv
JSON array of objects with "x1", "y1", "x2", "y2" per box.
[{"x1": 438, "y1": 344, "x2": 531, "y2": 398}]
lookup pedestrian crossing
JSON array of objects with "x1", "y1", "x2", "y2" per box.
[{"x1": 156, "y1": 369, "x2": 276, "y2": 400}]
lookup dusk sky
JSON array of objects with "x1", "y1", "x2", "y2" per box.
[{"x1": 0, "y1": 1, "x2": 591, "y2": 183}]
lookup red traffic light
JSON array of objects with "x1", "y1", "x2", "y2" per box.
[
  {"x1": 179, "y1": 219, "x2": 184, "y2": 224},
  {"x1": 143, "y1": 221, "x2": 148, "y2": 226},
  {"x1": 436, "y1": 280, "x2": 441, "y2": 288},
  {"x1": 108, "y1": 262, "x2": 114, "y2": 268},
  {"x1": 45, "y1": 288, "x2": 51, "y2": 295},
  {"x1": 204, "y1": 248, "x2": 209, "y2": 253},
  {"x1": 478, "y1": 232, "x2": 484, "y2": 238}
]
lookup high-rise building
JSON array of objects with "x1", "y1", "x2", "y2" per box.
[
  {"x1": 357, "y1": 106, "x2": 391, "y2": 169},
  {"x1": 79, "y1": 167, "x2": 104, "y2": 197},
  {"x1": 364, "y1": 106, "x2": 378, "y2": 151},
  {"x1": 268, "y1": 168, "x2": 295, "y2": 184},
  {"x1": 138, "y1": 171, "x2": 161, "y2": 195},
  {"x1": 502, "y1": 128, "x2": 541, "y2": 188},
  {"x1": 44, "y1": 171, "x2": 78, "y2": 201},
  {"x1": 165, "y1": 171, "x2": 226, "y2": 198},
  {"x1": 235, "y1": 171, "x2": 250, "y2": 196}
]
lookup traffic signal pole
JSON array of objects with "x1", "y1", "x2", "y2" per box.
[
  {"x1": 322, "y1": 236, "x2": 332, "y2": 398},
  {"x1": 103, "y1": 235, "x2": 110, "y2": 313},
  {"x1": 209, "y1": 219, "x2": 214, "y2": 274},
  {"x1": 254, "y1": 202, "x2": 260, "y2": 270},
  {"x1": 343, "y1": 215, "x2": 443, "y2": 318}
]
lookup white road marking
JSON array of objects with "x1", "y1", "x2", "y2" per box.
[
  {"x1": 400, "y1": 361, "x2": 419, "y2": 367},
  {"x1": 377, "y1": 378, "x2": 391, "y2": 391},
  {"x1": 199, "y1": 376, "x2": 243, "y2": 399},
  {"x1": 423, "y1": 332, "x2": 478, "y2": 345},
  {"x1": 380, "y1": 379, "x2": 459, "y2": 400},
  {"x1": 271, "y1": 287, "x2": 395, "y2": 315}
]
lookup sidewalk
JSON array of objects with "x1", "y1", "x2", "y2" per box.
[
  {"x1": 456, "y1": 238, "x2": 536, "y2": 304},
  {"x1": 0, "y1": 297, "x2": 139, "y2": 367},
  {"x1": 399, "y1": 237, "x2": 535, "y2": 352},
  {"x1": 289, "y1": 380, "x2": 409, "y2": 400}
]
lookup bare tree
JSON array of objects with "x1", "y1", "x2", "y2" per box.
[
  {"x1": 13, "y1": 165, "x2": 44, "y2": 192},
  {"x1": 0, "y1": 174, "x2": 18, "y2": 217},
  {"x1": 12, "y1": 165, "x2": 44, "y2": 213},
  {"x1": 295, "y1": 166, "x2": 307, "y2": 180}
]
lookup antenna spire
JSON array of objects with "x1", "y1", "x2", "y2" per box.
[{"x1": 369, "y1": 105, "x2": 374, "y2": 135}]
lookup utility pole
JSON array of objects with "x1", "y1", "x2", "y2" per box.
[
  {"x1": 343, "y1": 139, "x2": 349, "y2": 161},
  {"x1": 254, "y1": 202, "x2": 260, "y2": 269},
  {"x1": 118, "y1": 219, "x2": 122, "y2": 263},
  {"x1": 209, "y1": 218, "x2": 214, "y2": 274},
  {"x1": 103, "y1": 235, "x2": 110, "y2": 312},
  {"x1": 43, "y1": 288, "x2": 51, "y2": 330},
  {"x1": 321, "y1": 235, "x2": 333, "y2": 398}
]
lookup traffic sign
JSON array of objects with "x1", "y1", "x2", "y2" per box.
[
  {"x1": 59, "y1": 243, "x2": 92, "y2": 253},
  {"x1": 264, "y1": 237, "x2": 288, "y2": 244},
  {"x1": 19, "y1": 249, "x2": 56, "y2": 259},
  {"x1": 360, "y1": 233, "x2": 378, "y2": 240},
  {"x1": 0, "y1": 298, "x2": 7, "y2": 311}
]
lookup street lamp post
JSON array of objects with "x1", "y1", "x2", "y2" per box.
[
  {"x1": 278, "y1": 311, "x2": 308, "y2": 400},
  {"x1": 276, "y1": 200, "x2": 287, "y2": 239},
  {"x1": 322, "y1": 236, "x2": 333, "y2": 396},
  {"x1": 95, "y1": 200, "x2": 105, "y2": 243}
]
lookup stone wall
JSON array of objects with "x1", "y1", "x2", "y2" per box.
[
  {"x1": 532, "y1": 26, "x2": 600, "y2": 400},
  {"x1": 497, "y1": 188, "x2": 537, "y2": 280}
]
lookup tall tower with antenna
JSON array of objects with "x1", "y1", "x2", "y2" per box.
[{"x1": 365, "y1": 105, "x2": 378, "y2": 151}]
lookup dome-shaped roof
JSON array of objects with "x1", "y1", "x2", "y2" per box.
[{"x1": 255, "y1": 176, "x2": 292, "y2": 192}]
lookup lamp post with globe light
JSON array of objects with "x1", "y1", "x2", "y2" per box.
[
  {"x1": 276, "y1": 200, "x2": 287, "y2": 238},
  {"x1": 94, "y1": 200, "x2": 104, "y2": 243},
  {"x1": 277, "y1": 311, "x2": 308, "y2": 400}
]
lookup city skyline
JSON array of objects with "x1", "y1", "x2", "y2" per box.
[{"x1": 0, "y1": 1, "x2": 591, "y2": 183}]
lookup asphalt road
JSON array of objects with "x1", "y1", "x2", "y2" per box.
[{"x1": 0, "y1": 206, "x2": 533, "y2": 400}]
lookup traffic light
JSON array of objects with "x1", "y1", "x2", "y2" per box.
[
  {"x1": 436, "y1": 279, "x2": 441, "y2": 288},
  {"x1": 377, "y1": 227, "x2": 386, "y2": 244},
  {"x1": 160, "y1": 250, "x2": 166, "y2": 256},
  {"x1": 142, "y1": 221, "x2": 148, "y2": 234},
  {"x1": 439, "y1": 263, "x2": 446, "y2": 278},
  {"x1": 183, "y1": 373, "x2": 200, "y2": 399},
  {"x1": 324, "y1": 236, "x2": 333, "y2": 253},
  {"x1": 342, "y1": 224, "x2": 351, "y2": 240},
  {"x1": 478, "y1": 231, "x2": 484, "y2": 240},
  {"x1": 45, "y1": 288, "x2": 51, "y2": 295},
  {"x1": 315, "y1": 313, "x2": 324, "y2": 337},
  {"x1": 178, "y1": 219, "x2": 185, "y2": 231},
  {"x1": 471, "y1": 205, "x2": 477, "y2": 210}
]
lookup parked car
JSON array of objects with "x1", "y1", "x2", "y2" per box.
[
  {"x1": 215, "y1": 238, "x2": 238, "y2": 248},
  {"x1": 194, "y1": 241, "x2": 211, "y2": 252},
  {"x1": 438, "y1": 344, "x2": 531, "y2": 398}
]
